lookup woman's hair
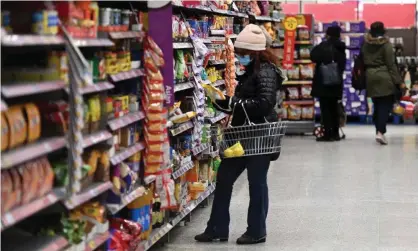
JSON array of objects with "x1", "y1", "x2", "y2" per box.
[
  {"x1": 370, "y1": 21, "x2": 386, "y2": 37},
  {"x1": 235, "y1": 47, "x2": 280, "y2": 71}
]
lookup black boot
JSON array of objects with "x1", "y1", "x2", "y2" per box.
[
  {"x1": 331, "y1": 127, "x2": 341, "y2": 141},
  {"x1": 236, "y1": 234, "x2": 266, "y2": 245},
  {"x1": 195, "y1": 232, "x2": 228, "y2": 242}
]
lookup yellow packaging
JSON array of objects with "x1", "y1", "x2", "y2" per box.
[
  {"x1": 105, "y1": 52, "x2": 119, "y2": 74},
  {"x1": 48, "y1": 51, "x2": 68, "y2": 83},
  {"x1": 88, "y1": 96, "x2": 101, "y2": 122},
  {"x1": 24, "y1": 103, "x2": 41, "y2": 143},
  {"x1": 202, "y1": 83, "x2": 226, "y2": 101},
  {"x1": 5, "y1": 106, "x2": 27, "y2": 149},
  {"x1": 115, "y1": 96, "x2": 129, "y2": 113},
  {"x1": 2, "y1": 113, "x2": 10, "y2": 151}
]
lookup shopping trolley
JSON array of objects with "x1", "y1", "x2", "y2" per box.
[{"x1": 211, "y1": 103, "x2": 287, "y2": 158}]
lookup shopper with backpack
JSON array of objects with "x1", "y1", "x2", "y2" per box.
[
  {"x1": 310, "y1": 26, "x2": 346, "y2": 142},
  {"x1": 362, "y1": 22, "x2": 402, "y2": 145}
]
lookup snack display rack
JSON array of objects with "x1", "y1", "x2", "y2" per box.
[
  {"x1": 1, "y1": 1, "x2": 285, "y2": 250},
  {"x1": 278, "y1": 14, "x2": 316, "y2": 134},
  {"x1": 314, "y1": 21, "x2": 368, "y2": 119}
]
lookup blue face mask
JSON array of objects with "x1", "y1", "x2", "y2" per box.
[{"x1": 237, "y1": 55, "x2": 252, "y2": 66}]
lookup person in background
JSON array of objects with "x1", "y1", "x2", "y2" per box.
[
  {"x1": 310, "y1": 26, "x2": 346, "y2": 142},
  {"x1": 194, "y1": 24, "x2": 284, "y2": 245},
  {"x1": 362, "y1": 21, "x2": 402, "y2": 145}
]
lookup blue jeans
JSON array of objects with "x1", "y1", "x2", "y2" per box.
[{"x1": 205, "y1": 155, "x2": 270, "y2": 238}]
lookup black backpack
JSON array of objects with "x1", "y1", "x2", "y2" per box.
[{"x1": 351, "y1": 51, "x2": 366, "y2": 91}]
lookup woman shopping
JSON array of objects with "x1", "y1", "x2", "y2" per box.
[
  {"x1": 310, "y1": 26, "x2": 346, "y2": 141},
  {"x1": 194, "y1": 24, "x2": 284, "y2": 245},
  {"x1": 362, "y1": 22, "x2": 402, "y2": 145}
]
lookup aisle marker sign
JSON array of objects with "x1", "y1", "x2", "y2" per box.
[{"x1": 282, "y1": 16, "x2": 298, "y2": 70}]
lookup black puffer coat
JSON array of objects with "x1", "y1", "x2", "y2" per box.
[
  {"x1": 310, "y1": 38, "x2": 346, "y2": 99},
  {"x1": 215, "y1": 61, "x2": 284, "y2": 126}
]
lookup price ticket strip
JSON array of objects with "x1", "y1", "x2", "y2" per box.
[
  {"x1": 79, "y1": 81, "x2": 114, "y2": 95},
  {"x1": 107, "y1": 186, "x2": 146, "y2": 215},
  {"x1": 72, "y1": 38, "x2": 114, "y2": 47},
  {"x1": 192, "y1": 143, "x2": 210, "y2": 156},
  {"x1": 134, "y1": 184, "x2": 216, "y2": 251},
  {"x1": 174, "y1": 81, "x2": 194, "y2": 92},
  {"x1": 1, "y1": 190, "x2": 63, "y2": 231},
  {"x1": 170, "y1": 121, "x2": 194, "y2": 136},
  {"x1": 1, "y1": 136, "x2": 67, "y2": 169},
  {"x1": 173, "y1": 42, "x2": 194, "y2": 49},
  {"x1": 63, "y1": 182, "x2": 113, "y2": 210},
  {"x1": 1, "y1": 80, "x2": 67, "y2": 98},
  {"x1": 172, "y1": 161, "x2": 194, "y2": 180},
  {"x1": 110, "y1": 142, "x2": 145, "y2": 166},
  {"x1": 212, "y1": 80, "x2": 225, "y2": 87},
  {"x1": 209, "y1": 112, "x2": 227, "y2": 124},
  {"x1": 109, "y1": 31, "x2": 144, "y2": 40},
  {"x1": 110, "y1": 69, "x2": 144, "y2": 82},
  {"x1": 82, "y1": 130, "x2": 113, "y2": 148},
  {"x1": 84, "y1": 231, "x2": 110, "y2": 251},
  {"x1": 108, "y1": 111, "x2": 145, "y2": 131}
]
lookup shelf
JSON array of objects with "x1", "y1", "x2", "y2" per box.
[
  {"x1": 73, "y1": 38, "x2": 114, "y2": 47},
  {"x1": 1, "y1": 81, "x2": 67, "y2": 98},
  {"x1": 170, "y1": 121, "x2": 194, "y2": 136},
  {"x1": 192, "y1": 143, "x2": 210, "y2": 156},
  {"x1": 212, "y1": 80, "x2": 225, "y2": 87},
  {"x1": 1, "y1": 234, "x2": 68, "y2": 251},
  {"x1": 134, "y1": 184, "x2": 216, "y2": 251},
  {"x1": 283, "y1": 100, "x2": 315, "y2": 105},
  {"x1": 174, "y1": 81, "x2": 194, "y2": 92},
  {"x1": 109, "y1": 69, "x2": 144, "y2": 82},
  {"x1": 63, "y1": 182, "x2": 113, "y2": 210},
  {"x1": 110, "y1": 142, "x2": 145, "y2": 165},
  {"x1": 107, "y1": 186, "x2": 146, "y2": 214},
  {"x1": 283, "y1": 80, "x2": 313, "y2": 85},
  {"x1": 82, "y1": 130, "x2": 112, "y2": 148},
  {"x1": 1, "y1": 190, "x2": 62, "y2": 231},
  {"x1": 1, "y1": 99, "x2": 8, "y2": 111},
  {"x1": 172, "y1": 161, "x2": 194, "y2": 180},
  {"x1": 1, "y1": 34, "x2": 64, "y2": 46},
  {"x1": 203, "y1": 150, "x2": 219, "y2": 158},
  {"x1": 170, "y1": 184, "x2": 216, "y2": 226},
  {"x1": 80, "y1": 81, "x2": 114, "y2": 95},
  {"x1": 84, "y1": 231, "x2": 110, "y2": 251},
  {"x1": 108, "y1": 111, "x2": 145, "y2": 131},
  {"x1": 173, "y1": 4, "x2": 249, "y2": 18},
  {"x1": 293, "y1": 59, "x2": 313, "y2": 64},
  {"x1": 250, "y1": 14, "x2": 282, "y2": 22},
  {"x1": 208, "y1": 112, "x2": 227, "y2": 124},
  {"x1": 109, "y1": 31, "x2": 144, "y2": 40},
  {"x1": 295, "y1": 41, "x2": 313, "y2": 45},
  {"x1": 284, "y1": 120, "x2": 316, "y2": 134},
  {"x1": 208, "y1": 59, "x2": 226, "y2": 65},
  {"x1": 1, "y1": 137, "x2": 67, "y2": 169},
  {"x1": 173, "y1": 42, "x2": 194, "y2": 49}
]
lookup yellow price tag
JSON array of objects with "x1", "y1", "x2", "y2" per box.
[
  {"x1": 284, "y1": 16, "x2": 298, "y2": 31},
  {"x1": 296, "y1": 15, "x2": 306, "y2": 26}
]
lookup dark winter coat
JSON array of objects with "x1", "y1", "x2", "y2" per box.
[
  {"x1": 310, "y1": 38, "x2": 347, "y2": 99},
  {"x1": 362, "y1": 33, "x2": 402, "y2": 98},
  {"x1": 215, "y1": 61, "x2": 284, "y2": 126}
]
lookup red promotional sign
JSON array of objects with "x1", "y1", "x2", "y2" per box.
[{"x1": 282, "y1": 16, "x2": 298, "y2": 69}]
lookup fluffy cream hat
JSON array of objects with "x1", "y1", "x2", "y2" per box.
[{"x1": 234, "y1": 24, "x2": 266, "y2": 51}]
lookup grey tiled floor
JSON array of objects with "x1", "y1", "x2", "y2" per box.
[{"x1": 153, "y1": 125, "x2": 418, "y2": 251}]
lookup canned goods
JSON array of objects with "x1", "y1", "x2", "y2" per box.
[
  {"x1": 2, "y1": 11, "x2": 11, "y2": 27},
  {"x1": 47, "y1": 10, "x2": 58, "y2": 35},
  {"x1": 32, "y1": 11, "x2": 44, "y2": 34},
  {"x1": 99, "y1": 8, "x2": 111, "y2": 26},
  {"x1": 121, "y1": 10, "x2": 131, "y2": 26},
  {"x1": 113, "y1": 9, "x2": 121, "y2": 25}
]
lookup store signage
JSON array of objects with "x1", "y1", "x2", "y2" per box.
[{"x1": 282, "y1": 16, "x2": 298, "y2": 69}]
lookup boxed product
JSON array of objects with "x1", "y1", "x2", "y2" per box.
[
  {"x1": 342, "y1": 34, "x2": 364, "y2": 48},
  {"x1": 339, "y1": 21, "x2": 366, "y2": 33}
]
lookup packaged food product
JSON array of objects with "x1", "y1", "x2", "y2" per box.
[
  {"x1": 95, "y1": 151, "x2": 110, "y2": 182},
  {"x1": 202, "y1": 83, "x2": 226, "y2": 101},
  {"x1": 2, "y1": 171, "x2": 14, "y2": 212},
  {"x1": 24, "y1": 103, "x2": 41, "y2": 143},
  {"x1": 300, "y1": 64, "x2": 314, "y2": 80},
  {"x1": 2, "y1": 113, "x2": 10, "y2": 151},
  {"x1": 172, "y1": 16, "x2": 180, "y2": 40},
  {"x1": 145, "y1": 36, "x2": 164, "y2": 58},
  {"x1": 287, "y1": 66, "x2": 300, "y2": 80},
  {"x1": 288, "y1": 105, "x2": 302, "y2": 120},
  {"x1": 144, "y1": 51, "x2": 159, "y2": 73},
  {"x1": 297, "y1": 26, "x2": 310, "y2": 40},
  {"x1": 299, "y1": 47, "x2": 311, "y2": 59},
  {"x1": 5, "y1": 106, "x2": 27, "y2": 149},
  {"x1": 302, "y1": 106, "x2": 314, "y2": 119},
  {"x1": 301, "y1": 85, "x2": 312, "y2": 99},
  {"x1": 287, "y1": 87, "x2": 300, "y2": 100}
]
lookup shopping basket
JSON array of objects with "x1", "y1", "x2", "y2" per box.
[{"x1": 211, "y1": 103, "x2": 287, "y2": 158}]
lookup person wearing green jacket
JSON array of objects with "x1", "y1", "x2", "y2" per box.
[{"x1": 362, "y1": 22, "x2": 402, "y2": 145}]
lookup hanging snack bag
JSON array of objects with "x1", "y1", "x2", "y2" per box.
[
  {"x1": 288, "y1": 105, "x2": 302, "y2": 120},
  {"x1": 302, "y1": 106, "x2": 314, "y2": 119},
  {"x1": 301, "y1": 85, "x2": 312, "y2": 99},
  {"x1": 287, "y1": 87, "x2": 300, "y2": 100}
]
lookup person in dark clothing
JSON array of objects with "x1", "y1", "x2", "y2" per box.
[
  {"x1": 362, "y1": 22, "x2": 402, "y2": 145},
  {"x1": 194, "y1": 24, "x2": 284, "y2": 245},
  {"x1": 310, "y1": 26, "x2": 346, "y2": 142}
]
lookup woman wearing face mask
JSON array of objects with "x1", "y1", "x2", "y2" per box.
[{"x1": 194, "y1": 24, "x2": 285, "y2": 245}]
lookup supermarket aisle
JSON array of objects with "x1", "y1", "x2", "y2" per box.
[{"x1": 153, "y1": 125, "x2": 418, "y2": 251}]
